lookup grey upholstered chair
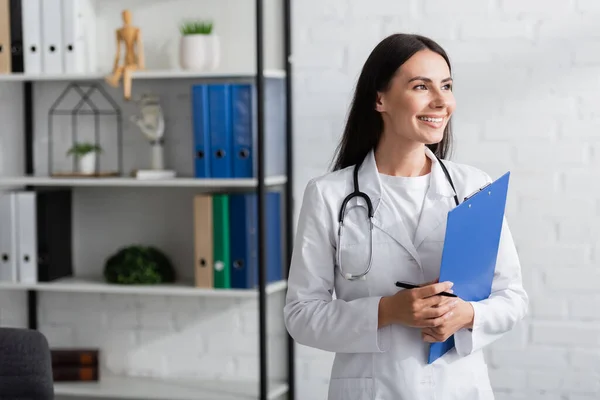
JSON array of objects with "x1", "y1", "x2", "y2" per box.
[{"x1": 0, "y1": 327, "x2": 54, "y2": 399}]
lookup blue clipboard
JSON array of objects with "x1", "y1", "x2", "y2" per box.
[{"x1": 428, "y1": 171, "x2": 511, "y2": 364}]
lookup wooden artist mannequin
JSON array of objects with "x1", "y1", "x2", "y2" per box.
[{"x1": 105, "y1": 9, "x2": 145, "y2": 100}]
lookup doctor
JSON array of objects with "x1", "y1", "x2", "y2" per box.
[{"x1": 283, "y1": 33, "x2": 528, "y2": 400}]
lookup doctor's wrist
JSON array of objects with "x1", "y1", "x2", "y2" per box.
[
  {"x1": 461, "y1": 302, "x2": 475, "y2": 330},
  {"x1": 378, "y1": 296, "x2": 394, "y2": 328}
]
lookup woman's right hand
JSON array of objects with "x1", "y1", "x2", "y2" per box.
[{"x1": 378, "y1": 281, "x2": 458, "y2": 328}]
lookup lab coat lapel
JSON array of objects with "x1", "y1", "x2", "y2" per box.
[
  {"x1": 413, "y1": 148, "x2": 457, "y2": 250},
  {"x1": 353, "y1": 150, "x2": 422, "y2": 265},
  {"x1": 372, "y1": 193, "x2": 422, "y2": 264}
]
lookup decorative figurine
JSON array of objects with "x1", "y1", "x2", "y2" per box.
[
  {"x1": 105, "y1": 9, "x2": 145, "y2": 100},
  {"x1": 130, "y1": 93, "x2": 175, "y2": 179}
]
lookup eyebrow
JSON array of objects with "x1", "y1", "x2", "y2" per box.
[{"x1": 408, "y1": 76, "x2": 453, "y2": 83}]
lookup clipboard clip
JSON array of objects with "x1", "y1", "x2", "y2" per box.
[{"x1": 464, "y1": 182, "x2": 492, "y2": 202}]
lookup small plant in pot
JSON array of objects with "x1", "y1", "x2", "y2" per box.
[
  {"x1": 179, "y1": 19, "x2": 220, "y2": 71},
  {"x1": 104, "y1": 245, "x2": 176, "y2": 285},
  {"x1": 66, "y1": 142, "x2": 102, "y2": 175}
]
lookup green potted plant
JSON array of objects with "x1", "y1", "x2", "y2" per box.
[
  {"x1": 104, "y1": 245, "x2": 176, "y2": 285},
  {"x1": 178, "y1": 19, "x2": 220, "y2": 71},
  {"x1": 66, "y1": 142, "x2": 102, "y2": 174}
]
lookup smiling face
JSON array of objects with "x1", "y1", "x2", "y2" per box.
[{"x1": 375, "y1": 49, "x2": 456, "y2": 147}]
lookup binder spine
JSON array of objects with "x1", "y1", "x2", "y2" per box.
[
  {"x1": 192, "y1": 85, "x2": 210, "y2": 178},
  {"x1": 21, "y1": 0, "x2": 41, "y2": 74},
  {"x1": 9, "y1": 0, "x2": 23, "y2": 72},
  {"x1": 193, "y1": 194, "x2": 214, "y2": 288},
  {"x1": 229, "y1": 194, "x2": 257, "y2": 288},
  {"x1": 265, "y1": 77, "x2": 287, "y2": 177},
  {"x1": 212, "y1": 194, "x2": 230, "y2": 288},
  {"x1": 266, "y1": 192, "x2": 282, "y2": 284},
  {"x1": 231, "y1": 84, "x2": 254, "y2": 178},
  {"x1": 208, "y1": 85, "x2": 232, "y2": 178},
  {"x1": 0, "y1": 0, "x2": 12, "y2": 73},
  {"x1": 61, "y1": 0, "x2": 86, "y2": 74},
  {"x1": 16, "y1": 191, "x2": 37, "y2": 284},
  {"x1": 0, "y1": 192, "x2": 18, "y2": 282},
  {"x1": 40, "y1": 0, "x2": 63, "y2": 74}
]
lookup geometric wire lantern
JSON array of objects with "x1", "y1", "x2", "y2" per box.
[{"x1": 47, "y1": 82, "x2": 123, "y2": 176}]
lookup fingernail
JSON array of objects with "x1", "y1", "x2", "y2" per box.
[{"x1": 447, "y1": 281, "x2": 454, "y2": 288}]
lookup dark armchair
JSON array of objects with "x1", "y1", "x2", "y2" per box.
[{"x1": 0, "y1": 327, "x2": 54, "y2": 399}]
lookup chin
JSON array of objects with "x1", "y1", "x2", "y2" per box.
[
  {"x1": 420, "y1": 132, "x2": 445, "y2": 145},
  {"x1": 412, "y1": 124, "x2": 447, "y2": 144}
]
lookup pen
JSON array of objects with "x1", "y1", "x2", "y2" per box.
[{"x1": 395, "y1": 281, "x2": 457, "y2": 298}]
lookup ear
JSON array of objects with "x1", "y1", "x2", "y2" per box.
[{"x1": 374, "y1": 91, "x2": 386, "y2": 113}]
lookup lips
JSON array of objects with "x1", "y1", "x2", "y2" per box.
[{"x1": 417, "y1": 116, "x2": 445, "y2": 128}]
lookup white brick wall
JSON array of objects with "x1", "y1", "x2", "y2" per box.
[{"x1": 291, "y1": 0, "x2": 600, "y2": 399}]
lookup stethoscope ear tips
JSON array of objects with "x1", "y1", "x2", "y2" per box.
[{"x1": 344, "y1": 273, "x2": 353, "y2": 280}]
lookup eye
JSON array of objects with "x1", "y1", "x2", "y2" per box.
[
  {"x1": 414, "y1": 84, "x2": 427, "y2": 90},
  {"x1": 442, "y1": 84, "x2": 453, "y2": 91}
]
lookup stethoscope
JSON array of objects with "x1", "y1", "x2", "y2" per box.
[{"x1": 336, "y1": 155, "x2": 460, "y2": 281}]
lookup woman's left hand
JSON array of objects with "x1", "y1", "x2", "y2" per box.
[{"x1": 421, "y1": 299, "x2": 474, "y2": 343}]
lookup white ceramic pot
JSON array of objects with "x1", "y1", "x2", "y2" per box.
[
  {"x1": 79, "y1": 153, "x2": 96, "y2": 174},
  {"x1": 179, "y1": 34, "x2": 220, "y2": 71}
]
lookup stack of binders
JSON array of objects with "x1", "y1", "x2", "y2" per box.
[
  {"x1": 190, "y1": 77, "x2": 287, "y2": 179},
  {"x1": 190, "y1": 75, "x2": 287, "y2": 289},
  {"x1": 0, "y1": 0, "x2": 96, "y2": 75},
  {"x1": 51, "y1": 348, "x2": 100, "y2": 382},
  {"x1": 0, "y1": 189, "x2": 73, "y2": 284},
  {"x1": 193, "y1": 191, "x2": 283, "y2": 289}
]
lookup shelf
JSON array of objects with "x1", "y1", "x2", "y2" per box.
[
  {"x1": 0, "y1": 69, "x2": 286, "y2": 82},
  {"x1": 54, "y1": 375, "x2": 289, "y2": 400},
  {"x1": 0, "y1": 277, "x2": 288, "y2": 297},
  {"x1": 0, "y1": 175, "x2": 287, "y2": 189}
]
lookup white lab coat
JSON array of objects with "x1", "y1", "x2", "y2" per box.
[{"x1": 283, "y1": 147, "x2": 528, "y2": 400}]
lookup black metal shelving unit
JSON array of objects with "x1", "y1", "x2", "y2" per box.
[{"x1": 19, "y1": 0, "x2": 295, "y2": 399}]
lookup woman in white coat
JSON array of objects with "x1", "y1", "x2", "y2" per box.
[{"x1": 283, "y1": 33, "x2": 529, "y2": 400}]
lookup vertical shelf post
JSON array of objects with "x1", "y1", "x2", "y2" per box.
[
  {"x1": 24, "y1": 80, "x2": 38, "y2": 330},
  {"x1": 283, "y1": 0, "x2": 295, "y2": 398},
  {"x1": 255, "y1": 0, "x2": 268, "y2": 399}
]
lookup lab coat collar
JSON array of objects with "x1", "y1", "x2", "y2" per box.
[
  {"x1": 355, "y1": 146, "x2": 456, "y2": 216},
  {"x1": 413, "y1": 147, "x2": 457, "y2": 250},
  {"x1": 353, "y1": 146, "x2": 457, "y2": 265}
]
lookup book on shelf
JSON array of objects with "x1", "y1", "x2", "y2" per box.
[
  {"x1": 0, "y1": 0, "x2": 96, "y2": 75},
  {"x1": 53, "y1": 366, "x2": 99, "y2": 382},
  {"x1": 0, "y1": 189, "x2": 72, "y2": 285},
  {"x1": 51, "y1": 348, "x2": 100, "y2": 382},
  {"x1": 191, "y1": 77, "x2": 287, "y2": 180},
  {"x1": 194, "y1": 190, "x2": 283, "y2": 290}
]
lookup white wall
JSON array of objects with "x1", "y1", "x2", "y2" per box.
[{"x1": 291, "y1": 0, "x2": 600, "y2": 399}]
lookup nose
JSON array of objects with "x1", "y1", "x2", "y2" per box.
[{"x1": 429, "y1": 90, "x2": 447, "y2": 109}]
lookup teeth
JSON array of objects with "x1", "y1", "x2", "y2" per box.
[{"x1": 418, "y1": 116, "x2": 443, "y2": 123}]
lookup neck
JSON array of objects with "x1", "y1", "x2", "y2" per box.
[{"x1": 374, "y1": 134, "x2": 430, "y2": 177}]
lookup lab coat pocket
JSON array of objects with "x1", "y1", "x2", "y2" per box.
[{"x1": 327, "y1": 377, "x2": 374, "y2": 400}]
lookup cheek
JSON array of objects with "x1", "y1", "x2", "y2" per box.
[
  {"x1": 396, "y1": 97, "x2": 428, "y2": 122},
  {"x1": 446, "y1": 95, "x2": 457, "y2": 114}
]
